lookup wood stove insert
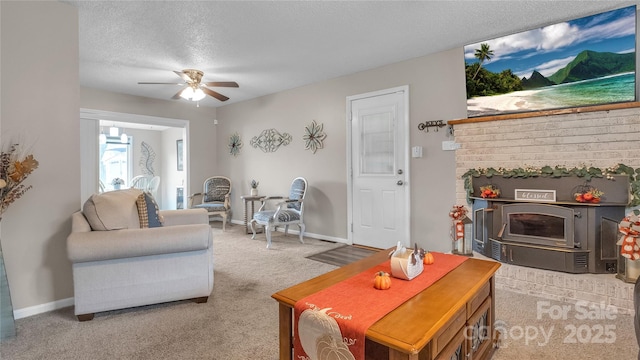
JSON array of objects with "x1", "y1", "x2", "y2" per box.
[{"x1": 470, "y1": 175, "x2": 629, "y2": 274}]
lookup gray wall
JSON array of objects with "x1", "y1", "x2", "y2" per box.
[
  {"x1": 0, "y1": 2, "x2": 220, "y2": 313},
  {"x1": 216, "y1": 48, "x2": 468, "y2": 250},
  {"x1": 1, "y1": 1, "x2": 79, "y2": 311}
]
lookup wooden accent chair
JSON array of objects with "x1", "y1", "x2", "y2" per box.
[{"x1": 189, "y1": 176, "x2": 232, "y2": 231}]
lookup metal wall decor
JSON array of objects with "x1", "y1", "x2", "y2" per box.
[
  {"x1": 418, "y1": 120, "x2": 447, "y2": 132},
  {"x1": 139, "y1": 141, "x2": 156, "y2": 175},
  {"x1": 303, "y1": 120, "x2": 327, "y2": 154},
  {"x1": 250, "y1": 128, "x2": 292, "y2": 153},
  {"x1": 228, "y1": 132, "x2": 243, "y2": 156}
]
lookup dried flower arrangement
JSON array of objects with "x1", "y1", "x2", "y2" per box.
[{"x1": 0, "y1": 143, "x2": 39, "y2": 219}]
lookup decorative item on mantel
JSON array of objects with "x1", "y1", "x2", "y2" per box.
[
  {"x1": 250, "y1": 179, "x2": 259, "y2": 196},
  {"x1": 617, "y1": 210, "x2": 640, "y2": 283},
  {"x1": 573, "y1": 183, "x2": 604, "y2": 203},
  {"x1": 479, "y1": 184, "x2": 500, "y2": 199},
  {"x1": 449, "y1": 205, "x2": 473, "y2": 256},
  {"x1": 0, "y1": 142, "x2": 39, "y2": 340}
]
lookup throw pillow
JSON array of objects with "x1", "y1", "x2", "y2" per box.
[
  {"x1": 136, "y1": 192, "x2": 164, "y2": 228},
  {"x1": 83, "y1": 189, "x2": 143, "y2": 231}
]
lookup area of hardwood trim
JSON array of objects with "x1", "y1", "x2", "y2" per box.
[{"x1": 448, "y1": 101, "x2": 640, "y2": 125}]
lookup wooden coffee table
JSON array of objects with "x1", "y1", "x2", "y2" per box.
[{"x1": 272, "y1": 248, "x2": 500, "y2": 360}]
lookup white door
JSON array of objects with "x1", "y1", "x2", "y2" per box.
[{"x1": 347, "y1": 86, "x2": 409, "y2": 249}]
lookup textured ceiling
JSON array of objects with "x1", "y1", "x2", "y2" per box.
[{"x1": 63, "y1": 1, "x2": 637, "y2": 108}]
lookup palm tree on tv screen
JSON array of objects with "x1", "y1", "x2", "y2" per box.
[{"x1": 472, "y1": 43, "x2": 494, "y2": 80}]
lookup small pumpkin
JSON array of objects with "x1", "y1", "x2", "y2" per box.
[
  {"x1": 423, "y1": 252, "x2": 435, "y2": 265},
  {"x1": 373, "y1": 271, "x2": 391, "y2": 290}
]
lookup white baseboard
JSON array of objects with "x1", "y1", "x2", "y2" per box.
[
  {"x1": 14, "y1": 297, "x2": 74, "y2": 319},
  {"x1": 229, "y1": 219, "x2": 349, "y2": 244}
]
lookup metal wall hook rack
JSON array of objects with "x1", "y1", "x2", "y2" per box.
[{"x1": 418, "y1": 120, "x2": 446, "y2": 132}]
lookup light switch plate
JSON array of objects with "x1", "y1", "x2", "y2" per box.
[{"x1": 411, "y1": 146, "x2": 423, "y2": 158}]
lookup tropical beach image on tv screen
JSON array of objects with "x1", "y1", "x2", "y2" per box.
[{"x1": 464, "y1": 5, "x2": 636, "y2": 118}]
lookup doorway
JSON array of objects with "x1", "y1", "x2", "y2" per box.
[
  {"x1": 79, "y1": 109, "x2": 188, "y2": 210},
  {"x1": 347, "y1": 86, "x2": 410, "y2": 249}
]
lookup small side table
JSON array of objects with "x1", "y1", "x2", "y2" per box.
[{"x1": 241, "y1": 195, "x2": 265, "y2": 234}]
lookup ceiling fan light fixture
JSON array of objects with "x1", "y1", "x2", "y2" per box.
[
  {"x1": 120, "y1": 132, "x2": 128, "y2": 143},
  {"x1": 180, "y1": 87, "x2": 194, "y2": 100},
  {"x1": 140, "y1": 69, "x2": 237, "y2": 102},
  {"x1": 192, "y1": 88, "x2": 206, "y2": 101},
  {"x1": 180, "y1": 86, "x2": 206, "y2": 102},
  {"x1": 109, "y1": 126, "x2": 119, "y2": 137}
]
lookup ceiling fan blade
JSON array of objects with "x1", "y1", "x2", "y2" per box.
[
  {"x1": 204, "y1": 81, "x2": 239, "y2": 88},
  {"x1": 174, "y1": 70, "x2": 192, "y2": 83},
  {"x1": 202, "y1": 87, "x2": 229, "y2": 102},
  {"x1": 138, "y1": 82, "x2": 185, "y2": 85},
  {"x1": 172, "y1": 86, "x2": 188, "y2": 100}
]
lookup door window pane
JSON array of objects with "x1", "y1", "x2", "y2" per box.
[
  {"x1": 99, "y1": 136, "x2": 132, "y2": 191},
  {"x1": 360, "y1": 112, "x2": 394, "y2": 175}
]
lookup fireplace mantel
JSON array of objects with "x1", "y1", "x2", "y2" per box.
[
  {"x1": 468, "y1": 174, "x2": 630, "y2": 206},
  {"x1": 448, "y1": 101, "x2": 640, "y2": 125}
]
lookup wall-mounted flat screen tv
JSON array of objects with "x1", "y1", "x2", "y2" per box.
[{"x1": 464, "y1": 5, "x2": 636, "y2": 118}]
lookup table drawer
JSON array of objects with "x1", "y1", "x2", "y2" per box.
[
  {"x1": 434, "y1": 326, "x2": 467, "y2": 360},
  {"x1": 466, "y1": 281, "x2": 490, "y2": 318},
  {"x1": 431, "y1": 306, "x2": 466, "y2": 358}
]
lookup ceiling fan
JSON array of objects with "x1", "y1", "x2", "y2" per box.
[{"x1": 138, "y1": 69, "x2": 239, "y2": 102}]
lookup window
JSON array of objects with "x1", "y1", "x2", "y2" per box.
[{"x1": 99, "y1": 136, "x2": 132, "y2": 191}]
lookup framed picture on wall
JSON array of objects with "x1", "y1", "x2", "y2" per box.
[{"x1": 176, "y1": 139, "x2": 183, "y2": 171}]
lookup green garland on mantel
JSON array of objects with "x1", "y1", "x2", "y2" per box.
[{"x1": 462, "y1": 163, "x2": 640, "y2": 207}]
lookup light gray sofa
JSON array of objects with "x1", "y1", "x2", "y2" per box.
[{"x1": 67, "y1": 189, "x2": 214, "y2": 321}]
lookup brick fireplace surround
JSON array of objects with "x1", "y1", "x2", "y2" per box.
[{"x1": 451, "y1": 105, "x2": 640, "y2": 313}]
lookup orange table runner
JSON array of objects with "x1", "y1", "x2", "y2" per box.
[{"x1": 293, "y1": 252, "x2": 468, "y2": 360}]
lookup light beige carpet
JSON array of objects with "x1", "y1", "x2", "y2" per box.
[{"x1": 0, "y1": 223, "x2": 636, "y2": 359}]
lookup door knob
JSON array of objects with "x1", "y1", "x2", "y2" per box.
[{"x1": 397, "y1": 180, "x2": 404, "y2": 186}]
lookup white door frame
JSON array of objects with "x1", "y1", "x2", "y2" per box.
[{"x1": 346, "y1": 85, "x2": 411, "y2": 246}]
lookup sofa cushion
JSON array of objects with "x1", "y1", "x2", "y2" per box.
[
  {"x1": 83, "y1": 189, "x2": 143, "y2": 231},
  {"x1": 136, "y1": 192, "x2": 164, "y2": 228}
]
